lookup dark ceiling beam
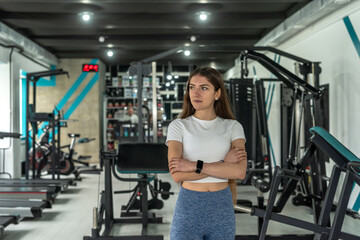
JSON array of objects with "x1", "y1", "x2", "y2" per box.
[
  {"x1": 34, "y1": 34, "x2": 259, "y2": 40},
  {"x1": 1, "y1": 0, "x2": 308, "y2": 5},
  {"x1": 22, "y1": 28, "x2": 262, "y2": 35},
  {"x1": 56, "y1": 50, "x2": 240, "y2": 68},
  {"x1": 46, "y1": 40, "x2": 257, "y2": 51},
  {"x1": 0, "y1": 0, "x2": 306, "y2": 3},
  {"x1": 0, "y1": 11, "x2": 285, "y2": 20},
  {"x1": 3, "y1": 19, "x2": 282, "y2": 29},
  {"x1": 0, "y1": 1, "x2": 304, "y2": 13}
]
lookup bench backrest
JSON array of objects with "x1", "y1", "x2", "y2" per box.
[{"x1": 117, "y1": 143, "x2": 169, "y2": 173}]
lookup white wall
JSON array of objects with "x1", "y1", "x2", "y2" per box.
[
  {"x1": 0, "y1": 46, "x2": 48, "y2": 178},
  {"x1": 226, "y1": 2, "x2": 360, "y2": 212},
  {"x1": 0, "y1": 62, "x2": 11, "y2": 148}
]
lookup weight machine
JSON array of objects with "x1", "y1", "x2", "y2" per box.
[
  {"x1": 235, "y1": 127, "x2": 360, "y2": 240},
  {"x1": 25, "y1": 69, "x2": 69, "y2": 179},
  {"x1": 227, "y1": 47, "x2": 331, "y2": 239}
]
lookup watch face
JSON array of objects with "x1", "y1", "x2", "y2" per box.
[{"x1": 196, "y1": 160, "x2": 203, "y2": 174}]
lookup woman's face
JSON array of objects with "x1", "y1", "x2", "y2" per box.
[{"x1": 188, "y1": 74, "x2": 221, "y2": 112}]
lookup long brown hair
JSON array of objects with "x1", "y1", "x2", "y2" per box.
[
  {"x1": 179, "y1": 66, "x2": 236, "y2": 120},
  {"x1": 179, "y1": 67, "x2": 238, "y2": 204}
]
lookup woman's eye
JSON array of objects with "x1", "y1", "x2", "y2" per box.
[
  {"x1": 202, "y1": 87, "x2": 208, "y2": 90},
  {"x1": 190, "y1": 86, "x2": 195, "y2": 90}
]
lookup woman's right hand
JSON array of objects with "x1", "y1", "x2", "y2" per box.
[{"x1": 224, "y1": 147, "x2": 247, "y2": 163}]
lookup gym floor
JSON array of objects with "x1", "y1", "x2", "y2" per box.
[{"x1": 3, "y1": 172, "x2": 360, "y2": 240}]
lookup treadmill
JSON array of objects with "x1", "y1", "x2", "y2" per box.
[
  {"x1": 0, "y1": 215, "x2": 19, "y2": 238},
  {"x1": 1, "y1": 132, "x2": 76, "y2": 190},
  {"x1": 0, "y1": 186, "x2": 59, "y2": 202},
  {"x1": 0, "y1": 132, "x2": 59, "y2": 214},
  {"x1": 0, "y1": 178, "x2": 76, "y2": 191},
  {"x1": 0, "y1": 215, "x2": 20, "y2": 239},
  {"x1": 0, "y1": 199, "x2": 48, "y2": 218},
  {"x1": 0, "y1": 183, "x2": 61, "y2": 193}
]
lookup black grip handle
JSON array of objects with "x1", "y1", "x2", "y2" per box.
[{"x1": 251, "y1": 176, "x2": 270, "y2": 193}]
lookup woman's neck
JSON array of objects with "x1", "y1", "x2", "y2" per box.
[{"x1": 193, "y1": 110, "x2": 217, "y2": 120}]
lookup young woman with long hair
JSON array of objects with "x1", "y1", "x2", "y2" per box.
[{"x1": 166, "y1": 66, "x2": 247, "y2": 239}]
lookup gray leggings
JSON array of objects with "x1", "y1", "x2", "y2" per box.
[{"x1": 170, "y1": 186, "x2": 235, "y2": 240}]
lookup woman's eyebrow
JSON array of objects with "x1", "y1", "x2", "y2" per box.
[{"x1": 189, "y1": 83, "x2": 210, "y2": 86}]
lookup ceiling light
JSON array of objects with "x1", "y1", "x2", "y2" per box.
[
  {"x1": 174, "y1": 75, "x2": 179, "y2": 79},
  {"x1": 190, "y1": 35, "x2": 197, "y2": 42},
  {"x1": 184, "y1": 50, "x2": 191, "y2": 56},
  {"x1": 107, "y1": 50, "x2": 114, "y2": 57},
  {"x1": 99, "y1": 36, "x2": 105, "y2": 43},
  {"x1": 334, "y1": 0, "x2": 350, "y2": 3},
  {"x1": 197, "y1": 11, "x2": 211, "y2": 21},
  {"x1": 293, "y1": 24, "x2": 305, "y2": 29},
  {"x1": 167, "y1": 74, "x2": 173, "y2": 80},
  {"x1": 200, "y1": 13, "x2": 207, "y2": 21},
  {"x1": 268, "y1": 42, "x2": 278, "y2": 47},
  {"x1": 79, "y1": 11, "x2": 93, "y2": 22}
]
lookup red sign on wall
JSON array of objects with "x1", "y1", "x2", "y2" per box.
[{"x1": 82, "y1": 64, "x2": 99, "y2": 72}]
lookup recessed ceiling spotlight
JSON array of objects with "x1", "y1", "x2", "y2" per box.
[
  {"x1": 197, "y1": 11, "x2": 211, "y2": 21},
  {"x1": 98, "y1": 36, "x2": 105, "y2": 43},
  {"x1": 184, "y1": 50, "x2": 191, "y2": 56},
  {"x1": 190, "y1": 35, "x2": 197, "y2": 42},
  {"x1": 79, "y1": 11, "x2": 93, "y2": 22},
  {"x1": 107, "y1": 49, "x2": 114, "y2": 57}
]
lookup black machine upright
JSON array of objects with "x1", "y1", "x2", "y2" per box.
[{"x1": 25, "y1": 69, "x2": 69, "y2": 179}]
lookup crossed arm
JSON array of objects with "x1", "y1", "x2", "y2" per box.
[{"x1": 167, "y1": 139, "x2": 247, "y2": 183}]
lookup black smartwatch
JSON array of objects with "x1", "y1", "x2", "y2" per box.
[{"x1": 195, "y1": 160, "x2": 203, "y2": 174}]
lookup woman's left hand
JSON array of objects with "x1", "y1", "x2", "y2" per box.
[{"x1": 169, "y1": 158, "x2": 196, "y2": 174}]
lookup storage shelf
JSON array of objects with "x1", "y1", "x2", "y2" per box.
[{"x1": 104, "y1": 65, "x2": 190, "y2": 148}]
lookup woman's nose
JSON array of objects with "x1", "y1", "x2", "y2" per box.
[{"x1": 193, "y1": 87, "x2": 201, "y2": 94}]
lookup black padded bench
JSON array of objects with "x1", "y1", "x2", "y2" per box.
[
  {"x1": 84, "y1": 143, "x2": 172, "y2": 240},
  {"x1": 257, "y1": 126, "x2": 360, "y2": 240}
]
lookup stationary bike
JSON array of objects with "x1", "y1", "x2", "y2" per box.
[
  {"x1": 60, "y1": 133, "x2": 100, "y2": 180},
  {"x1": 29, "y1": 125, "x2": 96, "y2": 178},
  {"x1": 29, "y1": 124, "x2": 74, "y2": 177}
]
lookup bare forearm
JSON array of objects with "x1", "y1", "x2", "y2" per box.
[
  {"x1": 170, "y1": 159, "x2": 246, "y2": 181},
  {"x1": 171, "y1": 171, "x2": 208, "y2": 183},
  {"x1": 202, "y1": 161, "x2": 247, "y2": 180}
]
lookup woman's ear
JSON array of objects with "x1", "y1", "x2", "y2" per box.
[{"x1": 215, "y1": 89, "x2": 221, "y2": 100}]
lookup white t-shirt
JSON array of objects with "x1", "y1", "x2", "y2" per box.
[{"x1": 166, "y1": 115, "x2": 245, "y2": 183}]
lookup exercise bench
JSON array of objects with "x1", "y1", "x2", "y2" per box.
[
  {"x1": 84, "y1": 143, "x2": 173, "y2": 240},
  {"x1": 247, "y1": 126, "x2": 360, "y2": 240}
]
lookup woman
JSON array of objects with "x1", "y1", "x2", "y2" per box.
[{"x1": 166, "y1": 67, "x2": 247, "y2": 240}]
